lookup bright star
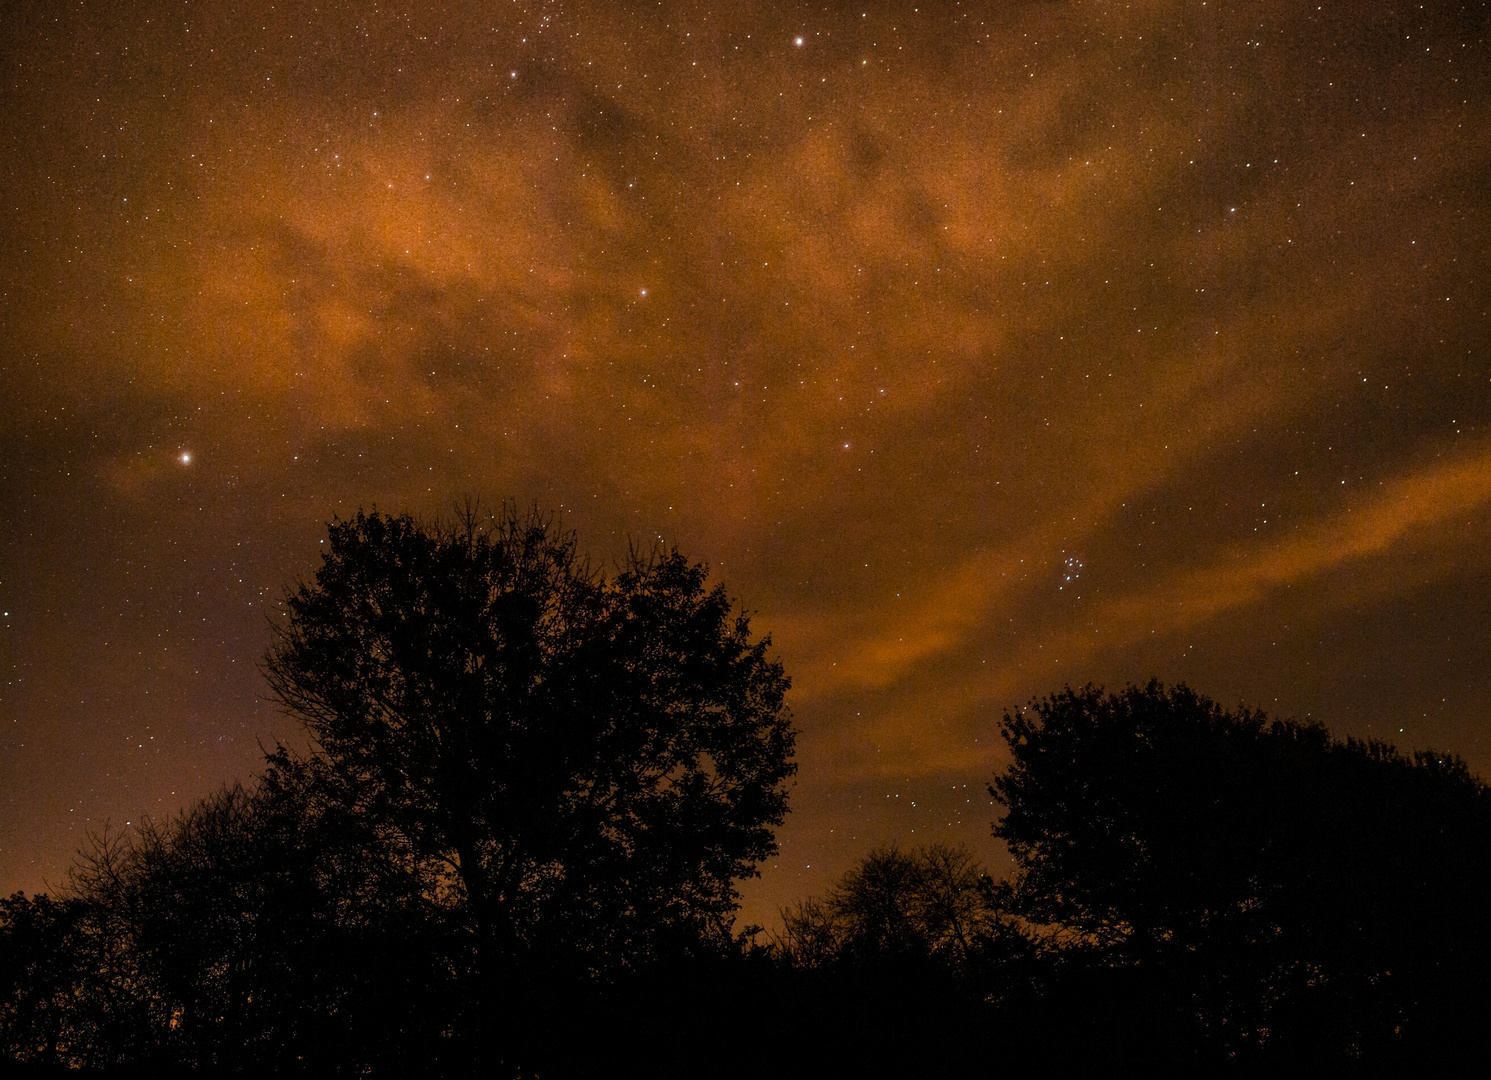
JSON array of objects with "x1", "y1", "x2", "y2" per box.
[{"x1": 180, "y1": 452, "x2": 191, "y2": 464}]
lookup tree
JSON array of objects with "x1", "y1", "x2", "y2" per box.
[
  {"x1": 0, "y1": 892, "x2": 87, "y2": 1065},
  {"x1": 1, "y1": 836, "x2": 165, "y2": 1071},
  {"x1": 769, "y1": 845, "x2": 1029, "y2": 1075},
  {"x1": 778, "y1": 844, "x2": 1004, "y2": 966},
  {"x1": 990, "y1": 680, "x2": 1491, "y2": 1066},
  {"x1": 0, "y1": 505, "x2": 794, "y2": 1074},
  {"x1": 263, "y1": 505, "x2": 796, "y2": 976},
  {"x1": 73, "y1": 778, "x2": 462, "y2": 1074},
  {"x1": 4, "y1": 776, "x2": 469, "y2": 1075}
]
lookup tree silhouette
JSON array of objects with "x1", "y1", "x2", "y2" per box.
[
  {"x1": 263, "y1": 505, "x2": 796, "y2": 980},
  {"x1": 991, "y1": 680, "x2": 1491, "y2": 1067},
  {"x1": 15, "y1": 632, "x2": 1491, "y2": 1073},
  {"x1": 767, "y1": 844, "x2": 1030, "y2": 1075},
  {"x1": 1, "y1": 892, "x2": 88, "y2": 1064},
  {"x1": 778, "y1": 844, "x2": 1006, "y2": 966},
  {"x1": 55, "y1": 780, "x2": 458, "y2": 1074},
  {"x1": 2, "y1": 506, "x2": 795, "y2": 1074}
]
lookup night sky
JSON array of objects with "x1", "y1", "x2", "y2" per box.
[{"x1": 3, "y1": 0, "x2": 1489, "y2": 929}]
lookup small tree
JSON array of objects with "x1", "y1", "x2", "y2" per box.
[
  {"x1": 771, "y1": 844, "x2": 1024, "y2": 1076},
  {"x1": 778, "y1": 844, "x2": 1003, "y2": 966},
  {"x1": 264, "y1": 505, "x2": 796, "y2": 973}
]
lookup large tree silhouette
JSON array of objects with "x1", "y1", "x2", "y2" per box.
[
  {"x1": 991, "y1": 681, "x2": 1491, "y2": 1067},
  {"x1": 1, "y1": 505, "x2": 796, "y2": 1074},
  {"x1": 263, "y1": 505, "x2": 796, "y2": 975}
]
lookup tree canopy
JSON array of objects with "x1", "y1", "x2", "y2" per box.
[
  {"x1": 263, "y1": 505, "x2": 797, "y2": 969},
  {"x1": 777, "y1": 844, "x2": 1004, "y2": 967},
  {"x1": 991, "y1": 680, "x2": 1491, "y2": 1065},
  {"x1": 1, "y1": 505, "x2": 798, "y2": 1074},
  {"x1": 10, "y1": 578, "x2": 1491, "y2": 1074}
]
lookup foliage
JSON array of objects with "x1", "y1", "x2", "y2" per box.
[
  {"x1": 10, "y1": 602, "x2": 1491, "y2": 1074},
  {"x1": 0, "y1": 891, "x2": 89, "y2": 1065},
  {"x1": 263, "y1": 505, "x2": 796, "y2": 971},
  {"x1": 0, "y1": 504, "x2": 795, "y2": 1074},
  {"x1": 777, "y1": 843, "x2": 1009, "y2": 967},
  {"x1": 0, "y1": 784, "x2": 459, "y2": 1074},
  {"x1": 991, "y1": 680, "x2": 1491, "y2": 1065}
]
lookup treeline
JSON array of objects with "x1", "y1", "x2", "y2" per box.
[
  {"x1": 9, "y1": 691, "x2": 1490, "y2": 1075},
  {"x1": 770, "y1": 684, "x2": 1491, "y2": 1073},
  {"x1": 3, "y1": 509, "x2": 1490, "y2": 1074}
]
